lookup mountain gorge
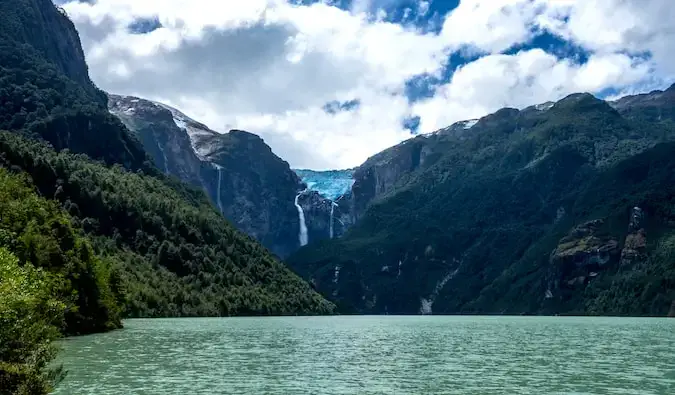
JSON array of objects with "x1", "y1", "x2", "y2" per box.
[{"x1": 288, "y1": 87, "x2": 675, "y2": 317}]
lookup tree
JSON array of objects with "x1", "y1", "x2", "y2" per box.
[{"x1": 0, "y1": 247, "x2": 66, "y2": 395}]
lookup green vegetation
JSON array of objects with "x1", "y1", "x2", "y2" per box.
[
  {"x1": 0, "y1": 247, "x2": 65, "y2": 395},
  {"x1": 0, "y1": 168, "x2": 120, "y2": 334},
  {"x1": 0, "y1": 129, "x2": 334, "y2": 318},
  {"x1": 0, "y1": 0, "x2": 152, "y2": 171},
  {"x1": 289, "y1": 94, "x2": 675, "y2": 316}
]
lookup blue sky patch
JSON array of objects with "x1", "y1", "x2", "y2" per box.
[
  {"x1": 128, "y1": 17, "x2": 163, "y2": 34},
  {"x1": 323, "y1": 99, "x2": 361, "y2": 114},
  {"x1": 402, "y1": 115, "x2": 421, "y2": 134}
]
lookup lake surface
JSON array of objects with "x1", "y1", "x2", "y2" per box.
[{"x1": 53, "y1": 316, "x2": 675, "y2": 394}]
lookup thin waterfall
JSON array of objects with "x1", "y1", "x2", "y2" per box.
[
  {"x1": 329, "y1": 201, "x2": 338, "y2": 239},
  {"x1": 294, "y1": 191, "x2": 308, "y2": 246},
  {"x1": 213, "y1": 164, "x2": 224, "y2": 214},
  {"x1": 155, "y1": 134, "x2": 169, "y2": 174}
]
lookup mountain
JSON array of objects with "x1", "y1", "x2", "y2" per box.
[
  {"x1": 288, "y1": 89, "x2": 675, "y2": 316},
  {"x1": 109, "y1": 94, "x2": 344, "y2": 256},
  {"x1": 0, "y1": 0, "x2": 334, "y2": 332},
  {"x1": 0, "y1": 0, "x2": 152, "y2": 172}
]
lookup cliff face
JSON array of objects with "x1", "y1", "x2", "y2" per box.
[
  {"x1": 202, "y1": 130, "x2": 305, "y2": 257},
  {"x1": 1, "y1": 0, "x2": 98, "y2": 97},
  {"x1": 0, "y1": 0, "x2": 150, "y2": 171},
  {"x1": 289, "y1": 90, "x2": 675, "y2": 317},
  {"x1": 109, "y1": 95, "x2": 339, "y2": 257}
]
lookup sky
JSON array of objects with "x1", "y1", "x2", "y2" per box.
[{"x1": 56, "y1": 0, "x2": 675, "y2": 170}]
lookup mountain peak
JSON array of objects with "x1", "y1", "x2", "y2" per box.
[{"x1": 228, "y1": 129, "x2": 263, "y2": 140}]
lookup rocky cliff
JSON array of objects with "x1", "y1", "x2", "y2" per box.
[
  {"x1": 109, "y1": 95, "x2": 338, "y2": 257},
  {"x1": 0, "y1": 0, "x2": 151, "y2": 172}
]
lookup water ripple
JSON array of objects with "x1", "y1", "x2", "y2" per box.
[{"x1": 52, "y1": 316, "x2": 675, "y2": 394}]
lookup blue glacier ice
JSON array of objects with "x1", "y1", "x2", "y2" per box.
[{"x1": 294, "y1": 169, "x2": 355, "y2": 200}]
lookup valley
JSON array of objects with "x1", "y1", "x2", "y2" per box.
[{"x1": 1, "y1": 0, "x2": 675, "y2": 393}]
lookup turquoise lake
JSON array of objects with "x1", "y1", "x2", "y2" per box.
[{"x1": 53, "y1": 316, "x2": 675, "y2": 394}]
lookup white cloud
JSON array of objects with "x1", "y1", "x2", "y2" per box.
[
  {"x1": 412, "y1": 50, "x2": 651, "y2": 132},
  {"x1": 62, "y1": 0, "x2": 673, "y2": 169}
]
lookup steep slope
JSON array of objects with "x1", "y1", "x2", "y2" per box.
[
  {"x1": 0, "y1": 131, "x2": 335, "y2": 317},
  {"x1": 0, "y1": 0, "x2": 334, "y2": 330},
  {"x1": 109, "y1": 95, "x2": 340, "y2": 256},
  {"x1": 0, "y1": 0, "x2": 152, "y2": 172},
  {"x1": 288, "y1": 90, "x2": 675, "y2": 316}
]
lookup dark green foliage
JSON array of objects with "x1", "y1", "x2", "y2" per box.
[
  {"x1": 289, "y1": 93, "x2": 675, "y2": 316},
  {"x1": 0, "y1": 0, "x2": 153, "y2": 172},
  {"x1": 0, "y1": 132, "x2": 335, "y2": 317},
  {"x1": 0, "y1": 247, "x2": 66, "y2": 395},
  {"x1": 0, "y1": 168, "x2": 121, "y2": 335}
]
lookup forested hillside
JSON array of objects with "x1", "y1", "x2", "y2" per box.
[
  {"x1": 0, "y1": 4, "x2": 334, "y2": 391},
  {"x1": 289, "y1": 92, "x2": 675, "y2": 317},
  {"x1": 0, "y1": 0, "x2": 153, "y2": 172},
  {"x1": 0, "y1": 0, "x2": 333, "y2": 319}
]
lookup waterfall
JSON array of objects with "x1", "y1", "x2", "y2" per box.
[
  {"x1": 294, "y1": 191, "x2": 308, "y2": 247},
  {"x1": 154, "y1": 133, "x2": 169, "y2": 174},
  {"x1": 329, "y1": 201, "x2": 338, "y2": 239},
  {"x1": 213, "y1": 164, "x2": 224, "y2": 214}
]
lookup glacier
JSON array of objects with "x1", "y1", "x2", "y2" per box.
[{"x1": 294, "y1": 169, "x2": 355, "y2": 200}]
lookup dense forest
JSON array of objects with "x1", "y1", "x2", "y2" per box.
[
  {"x1": 289, "y1": 93, "x2": 675, "y2": 317},
  {"x1": 0, "y1": 1, "x2": 333, "y2": 393}
]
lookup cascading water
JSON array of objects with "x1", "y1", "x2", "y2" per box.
[
  {"x1": 154, "y1": 132, "x2": 169, "y2": 174},
  {"x1": 329, "y1": 201, "x2": 338, "y2": 239},
  {"x1": 213, "y1": 164, "x2": 224, "y2": 214},
  {"x1": 294, "y1": 191, "x2": 308, "y2": 246}
]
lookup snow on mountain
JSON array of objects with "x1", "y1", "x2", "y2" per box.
[
  {"x1": 152, "y1": 101, "x2": 219, "y2": 160},
  {"x1": 294, "y1": 169, "x2": 355, "y2": 201}
]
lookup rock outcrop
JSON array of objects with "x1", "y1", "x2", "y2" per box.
[
  {"x1": 620, "y1": 207, "x2": 647, "y2": 267},
  {"x1": 548, "y1": 219, "x2": 620, "y2": 293}
]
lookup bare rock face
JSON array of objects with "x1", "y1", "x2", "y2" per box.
[
  {"x1": 297, "y1": 191, "x2": 349, "y2": 243},
  {"x1": 548, "y1": 219, "x2": 620, "y2": 293},
  {"x1": 620, "y1": 207, "x2": 647, "y2": 267},
  {"x1": 348, "y1": 139, "x2": 427, "y2": 222},
  {"x1": 551, "y1": 220, "x2": 620, "y2": 268},
  {"x1": 108, "y1": 95, "x2": 319, "y2": 258}
]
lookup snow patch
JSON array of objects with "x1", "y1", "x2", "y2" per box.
[
  {"x1": 152, "y1": 100, "x2": 219, "y2": 160},
  {"x1": 535, "y1": 102, "x2": 554, "y2": 111},
  {"x1": 462, "y1": 119, "x2": 479, "y2": 129}
]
